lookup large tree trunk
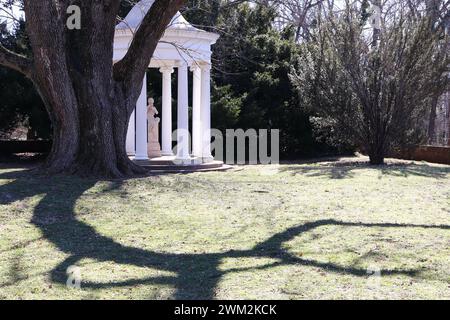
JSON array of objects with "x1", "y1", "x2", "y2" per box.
[
  {"x1": 22, "y1": 1, "x2": 142, "y2": 178},
  {"x1": 32, "y1": 66, "x2": 145, "y2": 178},
  {"x1": 367, "y1": 136, "x2": 385, "y2": 165},
  {"x1": 0, "y1": 0, "x2": 186, "y2": 178},
  {"x1": 368, "y1": 150, "x2": 385, "y2": 165}
]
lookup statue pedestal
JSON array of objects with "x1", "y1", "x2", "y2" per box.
[{"x1": 148, "y1": 142, "x2": 161, "y2": 159}]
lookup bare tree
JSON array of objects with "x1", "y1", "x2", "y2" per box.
[
  {"x1": 264, "y1": 0, "x2": 327, "y2": 41},
  {"x1": 292, "y1": 1, "x2": 449, "y2": 164}
]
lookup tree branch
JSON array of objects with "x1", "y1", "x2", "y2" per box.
[
  {"x1": 113, "y1": 0, "x2": 186, "y2": 89},
  {"x1": 0, "y1": 44, "x2": 31, "y2": 76}
]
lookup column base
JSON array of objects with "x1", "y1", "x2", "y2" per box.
[
  {"x1": 148, "y1": 143, "x2": 161, "y2": 159},
  {"x1": 173, "y1": 156, "x2": 192, "y2": 166},
  {"x1": 161, "y1": 151, "x2": 174, "y2": 156},
  {"x1": 134, "y1": 155, "x2": 149, "y2": 161},
  {"x1": 202, "y1": 155, "x2": 214, "y2": 163}
]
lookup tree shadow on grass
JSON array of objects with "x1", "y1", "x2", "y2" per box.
[
  {"x1": 1, "y1": 169, "x2": 449, "y2": 298},
  {"x1": 280, "y1": 160, "x2": 450, "y2": 180}
]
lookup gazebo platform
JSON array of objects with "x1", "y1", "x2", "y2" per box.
[{"x1": 132, "y1": 156, "x2": 231, "y2": 173}]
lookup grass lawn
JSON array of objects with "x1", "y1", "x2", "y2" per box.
[{"x1": 0, "y1": 156, "x2": 449, "y2": 299}]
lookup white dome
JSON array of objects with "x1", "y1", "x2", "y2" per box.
[
  {"x1": 116, "y1": 0, "x2": 200, "y2": 31},
  {"x1": 113, "y1": 0, "x2": 220, "y2": 66}
]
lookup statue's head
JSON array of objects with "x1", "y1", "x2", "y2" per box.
[{"x1": 148, "y1": 97, "x2": 154, "y2": 106}]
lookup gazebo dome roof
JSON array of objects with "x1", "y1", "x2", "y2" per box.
[
  {"x1": 113, "y1": 0, "x2": 219, "y2": 66},
  {"x1": 116, "y1": 0, "x2": 200, "y2": 32}
]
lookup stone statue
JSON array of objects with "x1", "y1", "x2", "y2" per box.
[{"x1": 147, "y1": 97, "x2": 161, "y2": 158}]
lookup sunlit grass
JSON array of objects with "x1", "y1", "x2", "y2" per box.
[{"x1": 0, "y1": 156, "x2": 449, "y2": 299}]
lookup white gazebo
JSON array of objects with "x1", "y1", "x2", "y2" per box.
[{"x1": 114, "y1": 0, "x2": 219, "y2": 165}]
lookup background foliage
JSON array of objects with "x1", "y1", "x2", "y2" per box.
[
  {"x1": 1, "y1": 0, "x2": 447, "y2": 159},
  {"x1": 0, "y1": 19, "x2": 50, "y2": 139},
  {"x1": 185, "y1": 2, "x2": 333, "y2": 157},
  {"x1": 1, "y1": 0, "x2": 337, "y2": 158}
]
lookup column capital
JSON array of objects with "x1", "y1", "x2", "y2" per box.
[
  {"x1": 159, "y1": 66, "x2": 174, "y2": 74},
  {"x1": 177, "y1": 62, "x2": 188, "y2": 70},
  {"x1": 200, "y1": 63, "x2": 212, "y2": 72},
  {"x1": 190, "y1": 64, "x2": 201, "y2": 72}
]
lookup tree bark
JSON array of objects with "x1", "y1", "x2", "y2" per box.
[
  {"x1": 428, "y1": 96, "x2": 439, "y2": 145},
  {"x1": 0, "y1": 0, "x2": 186, "y2": 177},
  {"x1": 368, "y1": 152, "x2": 385, "y2": 165},
  {"x1": 368, "y1": 140, "x2": 385, "y2": 165}
]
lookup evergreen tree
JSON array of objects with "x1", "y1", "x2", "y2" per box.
[
  {"x1": 292, "y1": 5, "x2": 449, "y2": 164},
  {"x1": 185, "y1": 1, "x2": 325, "y2": 157},
  {"x1": 0, "y1": 19, "x2": 49, "y2": 139}
]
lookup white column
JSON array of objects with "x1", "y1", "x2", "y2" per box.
[
  {"x1": 201, "y1": 63, "x2": 213, "y2": 162},
  {"x1": 126, "y1": 109, "x2": 135, "y2": 155},
  {"x1": 135, "y1": 73, "x2": 148, "y2": 160},
  {"x1": 160, "y1": 66, "x2": 174, "y2": 156},
  {"x1": 191, "y1": 65, "x2": 202, "y2": 158},
  {"x1": 176, "y1": 63, "x2": 190, "y2": 162}
]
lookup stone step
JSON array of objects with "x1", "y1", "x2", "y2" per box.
[{"x1": 133, "y1": 158, "x2": 231, "y2": 173}]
